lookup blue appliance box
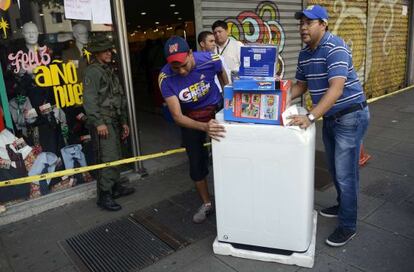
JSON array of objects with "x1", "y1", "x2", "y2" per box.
[
  {"x1": 223, "y1": 85, "x2": 284, "y2": 125},
  {"x1": 239, "y1": 45, "x2": 278, "y2": 77},
  {"x1": 233, "y1": 76, "x2": 276, "y2": 91}
]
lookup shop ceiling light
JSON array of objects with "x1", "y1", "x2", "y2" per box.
[
  {"x1": 141, "y1": 12, "x2": 146, "y2": 15},
  {"x1": 155, "y1": 22, "x2": 160, "y2": 25},
  {"x1": 174, "y1": 11, "x2": 179, "y2": 15}
]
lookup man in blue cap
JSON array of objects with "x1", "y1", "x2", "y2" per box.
[
  {"x1": 288, "y1": 5, "x2": 370, "y2": 246},
  {"x1": 159, "y1": 36, "x2": 229, "y2": 223}
]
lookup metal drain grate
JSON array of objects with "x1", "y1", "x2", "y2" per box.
[{"x1": 62, "y1": 218, "x2": 175, "y2": 272}]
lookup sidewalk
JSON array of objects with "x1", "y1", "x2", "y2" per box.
[{"x1": 1, "y1": 89, "x2": 414, "y2": 272}]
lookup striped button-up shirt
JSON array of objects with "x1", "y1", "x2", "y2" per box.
[{"x1": 295, "y1": 32, "x2": 365, "y2": 117}]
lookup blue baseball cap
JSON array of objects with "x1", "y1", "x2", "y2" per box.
[
  {"x1": 294, "y1": 5, "x2": 329, "y2": 22},
  {"x1": 164, "y1": 36, "x2": 190, "y2": 64}
]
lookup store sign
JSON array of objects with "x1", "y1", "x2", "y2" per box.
[
  {"x1": 8, "y1": 46, "x2": 51, "y2": 73},
  {"x1": 8, "y1": 48, "x2": 82, "y2": 108},
  {"x1": 34, "y1": 60, "x2": 83, "y2": 108}
]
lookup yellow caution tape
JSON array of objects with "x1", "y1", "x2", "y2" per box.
[
  {"x1": 367, "y1": 85, "x2": 414, "y2": 104},
  {"x1": 0, "y1": 143, "x2": 211, "y2": 187},
  {"x1": 2, "y1": 86, "x2": 413, "y2": 188}
]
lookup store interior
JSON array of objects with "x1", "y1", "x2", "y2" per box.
[{"x1": 124, "y1": 0, "x2": 196, "y2": 170}]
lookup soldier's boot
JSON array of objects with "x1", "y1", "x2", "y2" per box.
[
  {"x1": 112, "y1": 183, "x2": 136, "y2": 199},
  {"x1": 97, "y1": 191, "x2": 122, "y2": 211}
]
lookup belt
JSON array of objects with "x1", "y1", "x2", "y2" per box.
[{"x1": 324, "y1": 101, "x2": 367, "y2": 120}]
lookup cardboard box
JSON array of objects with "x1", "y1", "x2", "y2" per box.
[
  {"x1": 223, "y1": 83, "x2": 290, "y2": 125},
  {"x1": 239, "y1": 45, "x2": 278, "y2": 77},
  {"x1": 233, "y1": 76, "x2": 276, "y2": 91}
]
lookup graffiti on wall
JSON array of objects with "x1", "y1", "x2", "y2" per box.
[
  {"x1": 224, "y1": 1, "x2": 286, "y2": 77},
  {"x1": 309, "y1": 0, "x2": 408, "y2": 98}
]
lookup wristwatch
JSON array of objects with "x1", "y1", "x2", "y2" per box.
[{"x1": 306, "y1": 113, "x2": 316, "y2": 123}]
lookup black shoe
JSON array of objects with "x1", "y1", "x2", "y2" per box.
[
  {"x1": 112, "y1": 183, "x2": 135, "y2": 199},
  {"x1": 319, "y1": 205, "x2": 339, "y2": 218},
  {"x1": 326, "y1": 227, "x2": 356, "y2": 247},
  {"x1": 97, "y1": 192, "x2": 122, "y2": 211}
]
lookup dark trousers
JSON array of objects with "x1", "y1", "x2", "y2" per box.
[{"x1": 181, "y1": 127, "x2": 209, "y2": 181}]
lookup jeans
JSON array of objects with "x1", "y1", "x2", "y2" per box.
[
  {"x1": 322, "y1": 107, "x2": 370, "y2": 231},
  {"x1": 28, "y1": 152, "x2": 59, "y2": 185},
  {"x1": 60, "y1": 144, "x2": 87, "y2": 169}
]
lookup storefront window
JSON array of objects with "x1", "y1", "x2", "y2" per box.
[{"x1": 0, "y1": 0, "x2": 131, "y2": 205}]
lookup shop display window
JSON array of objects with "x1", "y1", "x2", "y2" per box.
[{"x1": 0, "y1": 0, "x2": 131, "y2": 205}]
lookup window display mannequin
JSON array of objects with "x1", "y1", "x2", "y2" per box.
[
  {"x1": 62, "y1": 23, "x2": 94, "y2": 165},
  {"x1": 22, "y1": 22, "x2": 39, "y2": 53},
  {"x1": 62, "y1": 23, "x2": 89, "y2": 78},
  {"x1": 72, "y1": 23, "x2": 89, "y2": 55},
  {"x1": 6, "y1": 22, "x2": 64, "y2": 154}
]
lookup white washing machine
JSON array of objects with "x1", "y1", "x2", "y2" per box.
[{"x1": 212, "y1": 110, "x2": 315, "y2": 252}]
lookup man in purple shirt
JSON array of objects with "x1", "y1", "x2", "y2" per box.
[{"x1": 159, "y1": 36, "x2": 228, "y2": 223}]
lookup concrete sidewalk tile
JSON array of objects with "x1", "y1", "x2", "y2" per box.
[
  {"x1": 297, "y1": 252, "x2": 364, "y2": 272},
  {"x1": 359, "y1": 167, "x2": 409, "y2": 190},
  {"x1": 364, "y1": 201, "x2": 414, "y2": 240},
  {"x1": 365, "y1": 125, "x2": 414, "y2": 144},
  {"x1": 314, "y1": 216, "x2": 338, "y2": 250},
  {"x1": 140, "y1": 236, "x2": 216, "y2": 272},
  {"x1": 367, "y1": 114, "x2": 414, "y2": 131},
  {"x1": 141, "y1": 198, "x2": 216, "y2": 243},
  {"x1": 362, "y1": 135, "x2": 400, "y2": 154},
  {"x1": 360, "y1": 174, "x2": 414, "y2": 205},
  {"x1": 402, "y1": 194, "x2": 414, "y2": 212},
  {"x1": 357, "y1": 193, "x2": 386, "y2": 220},
  {"x1": 63, "y1": 198, "x2": 131, "y2": 231},
  {"x1": 314, "y1": 187, "x2": 384, "y2": 221},
  {"x1": 4, "y1": 243, "x2": 72, "y2": 272},
  {"x1": 322, "y1": 222, "x2": 414, "y2": 272},
  {"x1": 51, "y1": 265, "x2": 77, "y2": 272},
  {"x1": 314, "y1": 186, "x2": 337, "y2": 208},
  {"x1": 0, "y1": 238, "x2": 13, "y2": 272},
  {"x1": 64, "y1": 173, "x2": 194, "y2": 231},
  {"x1": 390, "y1": 141, "x2": 414, "y2": 159},
  {"x1": 215, "y1": 254, "x2": 299, "y2": 272},
  {"x1": 361, "y1": 149, "x2": 414, "y2": 177},
  {"x1": 0, "y1": 210, "x2": 76, "y2": 272},
  {"x1": 179, "y1": 255, "x2": 237, "y2": 272}
]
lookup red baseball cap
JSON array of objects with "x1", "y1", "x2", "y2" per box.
[{"x1": 164, "y1": 36, "x2": 190, "y2": 64}]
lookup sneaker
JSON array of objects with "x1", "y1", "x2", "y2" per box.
[
  {"x1": 193, "y1": 203, "x2": 214, "y2": 224},
  {"x1": 319, "y1": 205, "x2": 339, "y2": 218},
  {"x1": 326, "y1": 227, "x2": 356, "y2": 247}
]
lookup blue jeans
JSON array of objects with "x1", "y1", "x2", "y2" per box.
[
  {"x1": 60, "y1": 144, "x2": 87, "y2": 169},
  {"x1": 322, "y1": 107, "x2": 370, "y2": 231}
]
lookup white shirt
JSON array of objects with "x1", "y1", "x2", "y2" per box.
[
  {"x1": 215, "y1": 55, "x2": 230, "y2": 92},
  {"x1": 215, "y1": 38, "x2": 243, "y2": 77}
]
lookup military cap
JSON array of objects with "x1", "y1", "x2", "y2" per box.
[{"x1": 88, "y1": 33, "x2": 114, "y2": 53}]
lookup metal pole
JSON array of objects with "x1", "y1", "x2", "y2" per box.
[
  {"x1": 406, "y1": 0, "x2": 414, "y2": 86},
  {"x1": 112, "y1": 0, "x2": 147, "y2": 176}
]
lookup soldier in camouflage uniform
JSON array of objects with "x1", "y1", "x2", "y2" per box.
[{"x1": 83, "y1": 34, "x2": 135, "y2": 211}]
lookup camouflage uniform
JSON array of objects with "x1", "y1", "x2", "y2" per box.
[{"x1": 82, "y1": 35, "x2": 128, "y2": 198}]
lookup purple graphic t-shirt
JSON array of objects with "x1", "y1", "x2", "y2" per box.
[{"x1": 159, "y1": 52, "x2": 223, "y2": 110}]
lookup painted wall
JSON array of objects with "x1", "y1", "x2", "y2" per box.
[
  {"x1": 196, "y1": 0, "x2": 410, "y2": 98},
  {"x1": 308, "y1": 0, "x2": 410, "y2": 98},
  {"x1": 224, "y1": 1, "x2": 287, "y2": 77},
  {"x1": 195, "y1": 0, "x2": 302, "y2": 81}
]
